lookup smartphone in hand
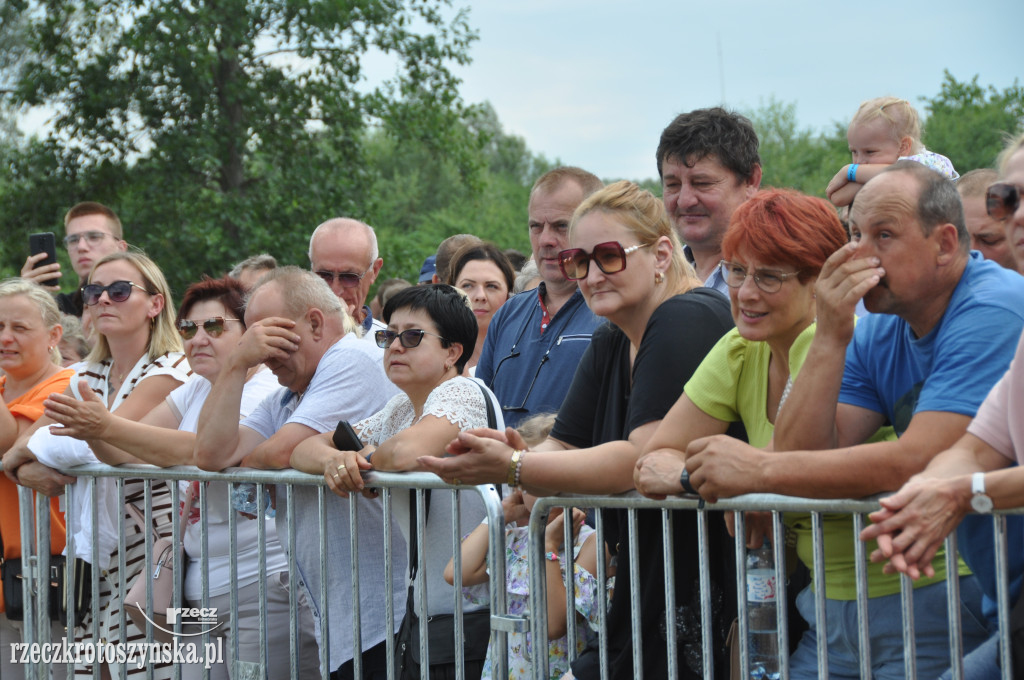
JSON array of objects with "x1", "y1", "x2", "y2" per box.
[
  {"x1": 332, "y1": 421, "x2": 363, "y2": 452},
  {"x1": 29, "y1": 232, "x2": 59, "y2": 288}
]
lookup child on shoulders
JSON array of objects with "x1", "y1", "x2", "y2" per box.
[{"x1": 827, "y1": 96, "x2": 958, "y2": 207}]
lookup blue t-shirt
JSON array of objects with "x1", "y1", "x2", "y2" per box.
[
  {"x1": 839, "y1": 254, "x2": 1024, "y2": 434},
  {"x1": 475, "y1": 283, "x2": 601, "y2": 429}
]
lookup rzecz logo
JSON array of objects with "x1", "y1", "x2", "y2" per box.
[{"x1": 129, "y1": 605, "x2": 223, "y2": 638}]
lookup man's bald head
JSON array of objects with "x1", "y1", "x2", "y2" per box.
[{"x1": 307, "y1": 217, "x2": 383, "y2": 321}]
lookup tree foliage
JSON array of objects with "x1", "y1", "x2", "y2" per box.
[{"x1": 921, "y1": 70, "x2": 1024, "y2": 173}]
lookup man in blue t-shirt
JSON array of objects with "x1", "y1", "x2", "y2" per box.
[
  {"x1": 475, "y1": 167, "x2": 604, "y2": 429},
  {"x1": 645, "y1": 161, "x2": 1024, "y2": 678}
]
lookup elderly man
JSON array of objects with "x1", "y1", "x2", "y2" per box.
[
  {"x1": 637, "y1": 161, "x2": 1024, "y2": 678},
  {"x1": 21, "y1": 201, "x2": 128, "y2": 316},
  {"x1": 474, "y1": 166, "x2": 603, "y2": 429},
  {"x1": 308, "y1": 217, "x2": 386, "y2": 341},
  {"x1": 194, "y1": 267, "x2": 403, "y2": 679},
  {"x1": 657, "y1": 107, "x2": 762, "y2": 294}
]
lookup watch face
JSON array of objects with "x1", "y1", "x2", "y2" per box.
[{"x1": 971, "y1": 494, "x2": 994, "y2": 514}]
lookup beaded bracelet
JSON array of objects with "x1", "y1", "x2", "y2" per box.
[
  {"x1": 545, "y1": 551, "x2": 560, "y2": 563},
  {"x1": 847, "y1": 164, "x2": 859, "y2": 183},
  {"x1": 507, "y1": 449, "x2": 524, "y2": 487},
  {"x1": 513, "y1": 450, "x2": 526, "y2": 487}
]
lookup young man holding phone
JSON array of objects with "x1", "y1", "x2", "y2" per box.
[{"x1": 21, "y1": 201, "x2": 128, "y2": 316}]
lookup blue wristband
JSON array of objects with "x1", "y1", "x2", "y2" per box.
[{"x1": 847, "y1": 164, "x2": 859, "y2": 182}]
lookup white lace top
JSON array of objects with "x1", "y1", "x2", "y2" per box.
[{"x1": 356, "y1": 376, "x2": 488, "y2": 446}]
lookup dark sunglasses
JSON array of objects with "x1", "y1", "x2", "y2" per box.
[
  {"x1": 374, "y1": 328, "x2": 448, "y2": 349},
  {"x1": 81, "y1": 280, "x2": 153, "y2": 306},
  {"x1": 314, "y1": 269, "x2": 366, "y2": 289},
  {"x1": 986, "y1": 183, "x2": 1021, "y2": 221},
  {"x1": 176, "y1": 317, "x2": 242, "y2": 340},
  {"x1": 557, "y1": 241, "x2": 650, "y2": 281}
]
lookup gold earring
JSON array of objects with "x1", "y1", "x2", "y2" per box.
[{"x1": 654, "y1": 271, "x2": 665, "y2": 284}]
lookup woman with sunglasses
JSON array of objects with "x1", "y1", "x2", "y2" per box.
[
  {"x1": 446, "y1": 242, "x2": 515, "y2": 375},
  {"x1": 292, "y1": 284, "x2": 502, "y2": 680},
  {"x1": 40, "y1": 275, "x2": 319, "y2": 679},
  {"x1": 988, "y1": 134, "x2": 1024, "y2": 272},
  {"x1": 2, "y1": 251, "x2": 189, "y2": 680},
  {"x1": 419, "y1": 180, "x2": 740, "y2": 679}
]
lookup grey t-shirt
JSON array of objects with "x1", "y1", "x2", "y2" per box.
[{"x1": 242, "y1": 334, "x2": 404, "y2": 671}]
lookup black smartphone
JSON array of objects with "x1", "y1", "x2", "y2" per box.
[
  {"x1": 29, "y1": 232, "x2": 59, "y2": 288},
  {"x1": 332, "y1": 421, "x2": 363, "y2": 451}
]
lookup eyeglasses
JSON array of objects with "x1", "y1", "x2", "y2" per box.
[
  {"x1": 314, "y1": 266, "x2": 370, "y2": 289},
  {"x1": 374, "y1": 328, "x2": 448, "y2": 349},
  {"x1": 63, "y1": 231, "x2": 114, "y2": 249},
  {"x1": 81, "y1": 280, "x2": 153, "y2": 306},
  {"x1": 557, "y1": 241, "x2": 650, "y2": 281},
  {"x1": 719, "y1": 261, "x2": 802, "y2": 294},
  {"x1": 986, "y1": 183, "x2": 1021, "y2": 221},
  {"x1": 176, "y1": 317, "x2": 242, "y2": 340}
]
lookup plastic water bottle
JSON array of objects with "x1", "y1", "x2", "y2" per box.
[
  {"x1": 231, "y1": 483, "x2": 275, "y2": 519},
  {"x1": 746, "y1": 537, "x2": 780, "y2": 680}
]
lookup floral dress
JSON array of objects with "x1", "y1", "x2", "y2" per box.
[{"x1": 477, "y1": 523, "x2": 609, "y2": 680}]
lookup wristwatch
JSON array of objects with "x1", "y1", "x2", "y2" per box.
[{"x1": 970, "y1": 472, "x2": 993, "y2": 513}]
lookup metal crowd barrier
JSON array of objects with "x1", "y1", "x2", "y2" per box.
[
  {"x1": 8, "y1": 463, "x2": 513, "y2": 680},
  {"x1": 527, "y1": 492, "x2": 1024, "y2": 680}
]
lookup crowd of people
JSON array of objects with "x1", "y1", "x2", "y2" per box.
[{"x1": 1, "y1": 97, "x2": 1023, "y2": 680}]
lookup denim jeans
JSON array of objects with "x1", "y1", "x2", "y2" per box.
[{"x1": 789, "y1": 575, "x2": 990, "y2": 679}]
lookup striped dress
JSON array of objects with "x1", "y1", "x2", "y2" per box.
[{"x1": 68, "y1": 352, "x2": 190, "y2": 679}]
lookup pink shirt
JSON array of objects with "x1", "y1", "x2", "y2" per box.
[{"x1": 968, "y1": 330, "x2": 1024, "y2": 464}]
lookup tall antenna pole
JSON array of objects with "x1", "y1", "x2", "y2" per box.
[{"x1": 717, "y1": 33, "x2": 726, "y2": 105}]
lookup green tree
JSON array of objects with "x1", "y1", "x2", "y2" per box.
[
  {"x1": 2, "y1": 0, "x2": 479, "y2": 294},
  {"x1": 744, "y1": 97, "x2": 849, "y2": 198},
  {"x1": 921, "y1": 71, "x2": 1024, "y2": 172}
]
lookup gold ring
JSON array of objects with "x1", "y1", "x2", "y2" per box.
[
  {"x1": 332, "y1": 473, "x2": 340, "y2": 480},
  {"x1": 337, "y1": 464, "x2": 346, "y2": 471},
  {"x1": 453, "y1": 478, "x2": 462, "y2": 486}
]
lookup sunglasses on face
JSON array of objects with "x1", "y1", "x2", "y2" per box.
[
  {"x1": 176, "y1": 317, "x2": 242, "y2": 340},
  {"x1": 63, "y1": 231, "x2": 114, "y2": 249},
  {"x1": 81, "y1": 280, "x2": 152, "y2": 306},
  {"x1": 719, "y1": 261, "x2": 802, "y2": 294},
  {"x1": 374, "y1": 328, "x2": 448, "y2": 349},
  {"x1": 986, "y1": 183, "x2": 1021, "y2": 221},
  {"x1": 314, "y1": 268, "x2": 367, "y2": 289},
  {"x1": 557, "y1": 241, "x2": 650, "y2": 281}
]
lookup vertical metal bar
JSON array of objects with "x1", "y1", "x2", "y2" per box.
[
  {"x1": 771, "y1": 511, "x2": 789, "y2": 680},
  {"x1": 285, "y1": 484, "x2": 302, "y2": 680},
  {"x1": 170, "y1": 482, "x2": 182, "y2": 680},
  {"x1": 318, "y1": 486, "x2": 330, "y2": 680},
  {"x1": 349, "y1": 493, "x2": 362, "y2": 680},
  {"x1": 900, "y1": 573, "x2": 917, "y2": 679},
  {"x1": 734, "y1": 511, "x2": 749, "y2": 680},
  {"x1": 228, "y1": 481, "x2": 241, "y2": 676},
  {"x1": 595, "y1": 509, "x2": 609, "y2": 680},
  {"x1": 451, "y1": 489, "x2": 465, "y2": 679},
  {"x1": 811, "y1": 511, "x2": 829, "y2": 680},
  {"x1": 944, "y1": 531, "x2": 963, "y2": 680},
  {"x1": 662, "y1": 509, "x2": 678, "y2": 678},
  {"x1": 485, "y1": 486, "x2": 507, "y2": 677},
  {"x1": 90, "y1": 478, "x2": 101, "y2": 680},
  {"x1": 200, "y1": 480, "x2": 211, "y2": 680},
  {"x1": 528, "y1": 502, "x2": 551, "y2": 680},
  {"x1": 382, "y1": 488, "x2": 396, "y2": 680},
  {"x1": 994, "y1": 514, "x2": 1012, "y2": 679},
  {"x1": 256, "y1": 483, "x2": 268, "y2": 678},
  {"x1": 415, "y1": 489, "x2": 429, "y2": 680},
  {"x1": 697, "y1": 508, "x2": 714, "y2": 680},
  {"x1": 627, "y1": 507, "x2": 643, "y2": 680},
  {"x1": 16, "y1": 486, "x2": 38, "y2": 680},
  {"x1": 65, "y1": 481, "x2": 78, "y2": 680},
  {"x1": 852, "y1": 512, "x2": 872, "y2": 679},
  {"x1": 564, "y1": 502, "x2": 577, "y2": 664}
]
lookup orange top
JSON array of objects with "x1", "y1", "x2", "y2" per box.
[{"x1": 0, "y1": 368, "x2": 74, "y2": 612}]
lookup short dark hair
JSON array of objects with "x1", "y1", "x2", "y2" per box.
[
  {"x1": 447, "y1": 242, "x2": 515, "y2": 294},
  {"x1": 885, "y1": 160, "x2": 969, "y2": 250},
  {"x1": 383, "y1": 284, "x2": 478, "y2": 374},
  {"x1": 178, "y1": 276, "x2": 247, "y2": 327},
  {"x1": 656, "y1": 107, "x2": 761, "y2": 183},
  {"x1": 64, "y1": 201, "x2": 123, "y2": 239}
]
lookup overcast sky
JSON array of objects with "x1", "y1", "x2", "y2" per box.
[{"x1": 453, "y1": 1, "x2": 1023, "y2": 181}]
